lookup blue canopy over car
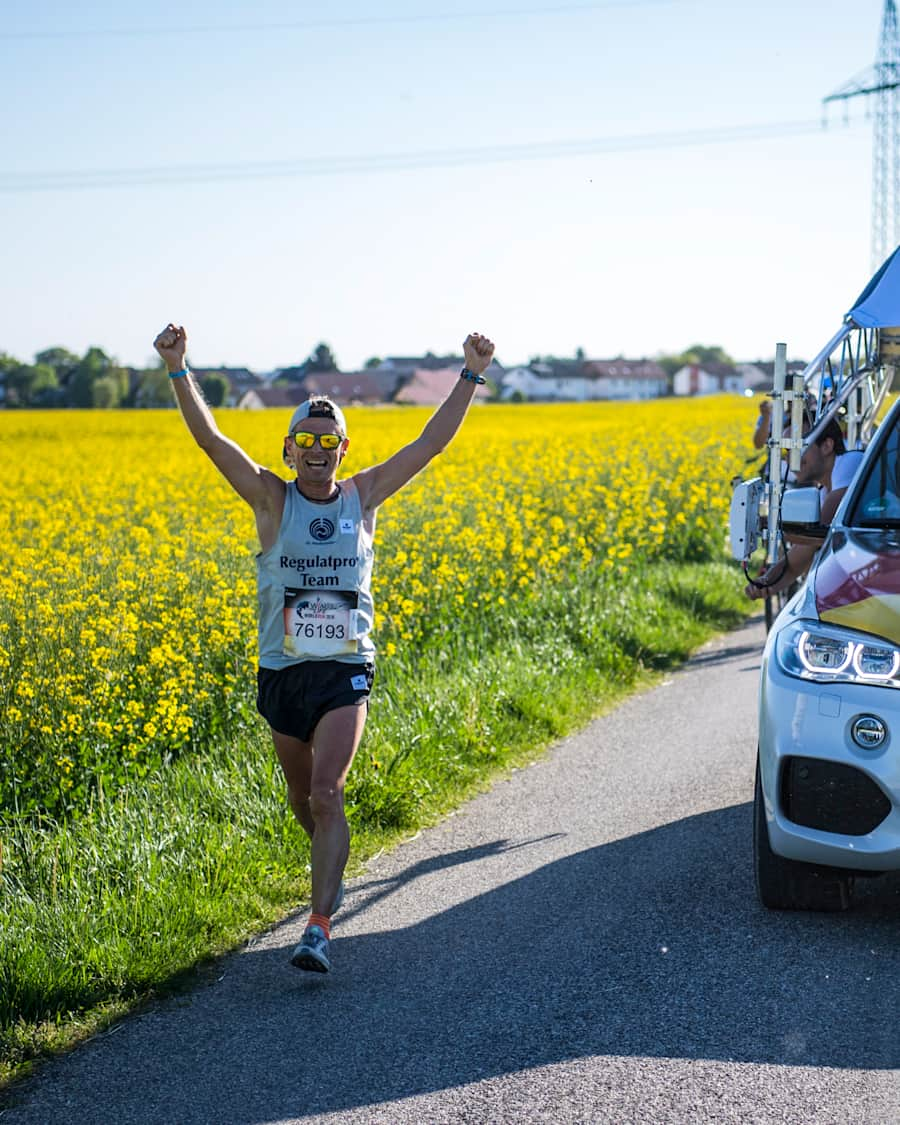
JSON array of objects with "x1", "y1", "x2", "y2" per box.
[
  {"x1": 847, "y1": 245, "x2": 900, "y2": 327},
  {"x1": 783, "y1": 247, "x2": 898, "y2": 446}
]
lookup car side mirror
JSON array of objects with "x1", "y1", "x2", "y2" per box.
[{"x1": 781, "y1": 487, "x2": 828, "y2": 540}]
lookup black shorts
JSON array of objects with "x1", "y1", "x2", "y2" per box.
[{"x1": 256, "y1": 661, "x2": 375, "y2": 743}]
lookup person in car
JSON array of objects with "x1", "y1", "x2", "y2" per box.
[
  {"x1": 752, "y1": 398, "x2": 772, "y2": 450},
  {"x1": 745, "y1": 417, "x2": 865, "y2": 601}
]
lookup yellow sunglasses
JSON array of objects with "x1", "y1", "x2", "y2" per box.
[{"x1": 291, "y1": 431, "x2": 343, "y2": 450}]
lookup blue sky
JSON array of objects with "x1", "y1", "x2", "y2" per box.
[{"x1": 0, "y1": 0, "x2": 889, "y2": 372}]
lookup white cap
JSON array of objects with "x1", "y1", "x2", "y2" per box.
[{"x1": 288, "y1": 398, "x2": 348, "y2": 436}]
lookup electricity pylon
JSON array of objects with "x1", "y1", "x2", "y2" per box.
[{"x1": 824, "y1": 0, "x2": 900, "y2": 268}]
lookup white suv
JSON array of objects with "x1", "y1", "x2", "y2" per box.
[{"x1": 755, "y1": 394, "x2": 900, "y2": 910}]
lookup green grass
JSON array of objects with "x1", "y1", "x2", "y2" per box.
[{"x1": 0, "y1": 558, "x2": 751, "y2": 1087}]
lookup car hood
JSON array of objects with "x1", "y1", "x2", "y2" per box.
[{"x1": 815, "y1": 529, "x2": 900, "y2": 644}]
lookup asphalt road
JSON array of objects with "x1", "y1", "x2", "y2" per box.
[{"x1": 3, "y1": 613, "x2": 900, "y2": 1124}]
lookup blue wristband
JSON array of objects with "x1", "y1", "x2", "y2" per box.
[
  {"x1": 169, "y1": 367, "x2": 189, "y2": 379},
  {"x1": 460, "y1": 366, "x2": 486, "y2": 385}
]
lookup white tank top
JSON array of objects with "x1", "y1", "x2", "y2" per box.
[{"x1": 256, "y1": 478, "x2": 376, "y2": 669}]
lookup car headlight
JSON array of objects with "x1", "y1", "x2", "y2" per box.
[{"x1": 775, "y1": 620, "x2": 900, "y2": 687}]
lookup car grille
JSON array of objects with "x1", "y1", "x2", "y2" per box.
[{"x1": 781, "y1": 757, "x2": 892, "y2": 836}]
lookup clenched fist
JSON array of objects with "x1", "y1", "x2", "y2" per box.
[
  {"x1": 463, "y1": 332, "x2": 495, "y2": 376},
  {"x1": 153, "y1": 323, "x2": 188, "y2": 373}
]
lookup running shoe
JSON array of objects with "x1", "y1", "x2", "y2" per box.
[
  {"x1": 290, "y1": 925, "x2": 331, "y2": 973},
  {"x1": 331, "y1": 880, "x2": 345, "y2": 916}
]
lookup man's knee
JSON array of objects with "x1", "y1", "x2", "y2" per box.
[
  {"x1": 309, "y1": 784, "x2": 345, "y2": 823},
  {"x1": 286, "y1": 784, "x2": 311, "y2": 815}
]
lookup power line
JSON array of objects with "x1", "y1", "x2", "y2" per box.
[
  {"x1": 0, "y1": 118, "x2": 859, "y2": 194},
  {"x1": 1, "y1": 1, "x2": 679, "y2": 41}
]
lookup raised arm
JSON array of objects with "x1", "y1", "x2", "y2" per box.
[
  {"x1": 745, "y1": 540, "x2": 817, "y2": 601},
  {"x1": 354, "y1": 332, "x2": 495, "y2": 511},
  {"x1": 752, "y1": 400, "x2": 771, "y2": 450},
  {"x1": 153, "y1": 324, "x2": 284, "y2": 516}
]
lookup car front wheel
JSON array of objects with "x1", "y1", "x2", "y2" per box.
[{"x1": 753, "y1": 754, "x2": 853, "y2": 911}]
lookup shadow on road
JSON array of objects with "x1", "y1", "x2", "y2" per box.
[
  {"x1": 335, "y1": 834, "x2": 567, "y2": 929},
  {"x1": 69, "y1": 803, "x2": 899, "y2": 1123},
  {"x1": 683, "y1": 641, "x2": 764, "y2": 670}
]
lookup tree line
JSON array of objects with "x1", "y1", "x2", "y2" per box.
[
  {"x1": 1, "y1": 341, "x2": 736, "y2": 408},
  {"x1": 0, "y1": 339, "x2": 352, "y2": 409},
  {"x1": 0, "y1": 346, "x2": 231, "y2": 409}
]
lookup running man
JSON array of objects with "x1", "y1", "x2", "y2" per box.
[{"x1": 153, "y1": 324, "x2": 495, "y2": 972}]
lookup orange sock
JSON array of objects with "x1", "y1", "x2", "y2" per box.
[{"x1": 308, "y1": 913, "x2": 331, "y2": 939}]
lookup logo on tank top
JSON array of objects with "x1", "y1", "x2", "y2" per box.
[{"x1": 309, "y1": 517, "x2": 335, "y2": 542}]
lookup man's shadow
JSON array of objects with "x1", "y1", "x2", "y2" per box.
[{"x1": 54, "y1": 803, "x2": 900, "y2": 1124}]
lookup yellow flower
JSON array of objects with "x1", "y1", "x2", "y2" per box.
[{"x1": 0, "y1": 396, "x2": 750, "y2": 810}]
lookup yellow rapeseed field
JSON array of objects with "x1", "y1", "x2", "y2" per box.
[{"x1": 0, "y1": 398, "x2": 753, "y2": 814}]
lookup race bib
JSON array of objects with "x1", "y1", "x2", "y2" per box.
[{"x1": 283, "y1": 589, "x2": 359, "y2": 658}]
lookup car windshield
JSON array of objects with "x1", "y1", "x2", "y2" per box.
[{"x1": 848, "y1": 409, "x2": 900, "y2": 526}]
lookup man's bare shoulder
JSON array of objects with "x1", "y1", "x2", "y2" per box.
[
  {"x1": 344, "y1": 467, "x2": 377, "y2": 511},
  {"x1": 253, "y1": 466, "x2": 288, "y2": 511}
]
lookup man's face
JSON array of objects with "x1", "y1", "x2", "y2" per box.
[
  {"x1": 795, "y1": 437, "x2": 831, "y2": 487},
  {"x1": 285, "y1": 417, "x2": 348, "y2": 485}
]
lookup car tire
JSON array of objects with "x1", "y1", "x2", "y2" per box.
[{"x1": 753, "y1": 755, "x2": 853, "y2": 911}]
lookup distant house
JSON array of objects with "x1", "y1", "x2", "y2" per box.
[
  {"x1": 736, "y1": 362, "x2": 769, "y2": 394},
  {"x1": 394, "y1": 366, "x2": 491, "y2": 405},
  {"x1": 300, "y1": 370, "x2": 400, "y2": 404},
  {"x1": 580, "y1": 359, "x2": 668, "y2": 400},
  {"x1": 672, "y1": 362, "x2": 744, "y2": 396},
  {"x1": 276, "y1": 363, "x2": 314, "y2": 384},
  {"x1": 237, "y1": 385, "x2": 310, "y2": 410},
  {"x1": 377, "y1": 353, "x2": 465, "y2": 376},
  {"x1": 499, "y1": 361, "x2": 581, "y2": 402},
  {"x1": 742, "y1": 359, "x2": 807, "y2": 395},
  {"x1": 192, "y1": 366, "x2": 261, "y2": 406},
  {"x1": 238, "y1": 370, "x2": 397, "y2": 411},
  {"x1": 123, "y1": 367, "x2": 145, "y2": 401},
  {"x1": 499, "y1": 358, "x2": 667, "y2": 402}
]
